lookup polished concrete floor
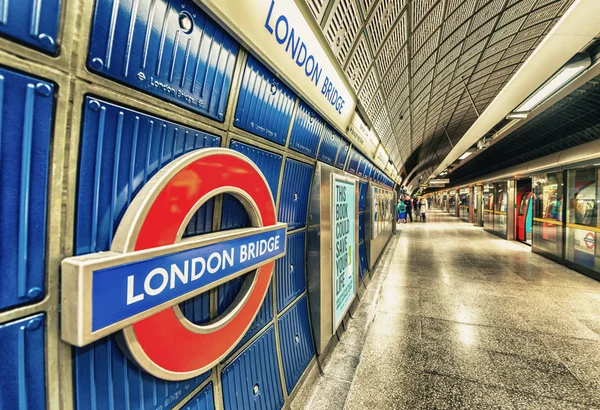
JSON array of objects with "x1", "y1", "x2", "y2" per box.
[
  {"x1": 342, "y1": 209, "x2": 600, "y2": 409},
  {"x1": 290, "y1": 209, "x2": 600, "y2": 409}
]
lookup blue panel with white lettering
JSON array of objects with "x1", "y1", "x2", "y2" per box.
[
  {"x1": 346, "y1": 148, "x2": 361, "y2": 174},
  {"x1": 221, "y1": 141, "x2": 282, "y2": 231},
  {"x1": 317, "y1": 125, "x2": 341, "y2": 165},
  {"x1": 74, "y1": 337, "x2": 210, "y2": 410},
  {"x1": 358, "y1": 213, "x2": 364, "y2": 244},
  {"x1": 0, "y1": 0, "x2": 61, "y2": 53},
  {"x1": 288, "y1": 100, "x2": 324, "y2": 157},
  {"x1": 234, "y1": 55, "x2": 295, "y2": 145},
  {"x1": 334, "y1": 138, "x2": 350, "y2": 169},
  {"x1": 279, "y1": 159, "x2": 314, "y2": 230},
  {"x1": 0, "y1": 314, "x2": 46, "y2": 410},
  {"x1": 278, "y1": 296, "x2": 314, "y2": 394},
  {"x1": 182, "y1": 383, "x2": 214, "y2": 410},
  {"x1": 92, "y1": 227, "x2": 285, "y2": 332},
  {"x1": 359, "y1": 242, "x2": 368, "y2": 282},
  {"x1": 74, "y1": 97, "x2": 219, "y2": 410},
  {"x1": 0, "y1": 68, "x2": 52, "y2": 311},
  {"x1": 276, "y1": 231, "x2": 306, "y2": 313},
  {"x1": 76, "y1": 97, "x2": 221, "y2": 255},
  {"x1": 359, "y1": 182, "x2": 367, "y2": 212},
  {"x1": 221, "y1": 326, "x2": 283, "y2": 410},
  {"x1": 87, "y1": 0, "x2": 237, "y2": 121}
]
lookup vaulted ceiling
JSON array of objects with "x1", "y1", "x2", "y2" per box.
[{"x1": 302, "y1": 0, "x2": 576, "y2": 185}]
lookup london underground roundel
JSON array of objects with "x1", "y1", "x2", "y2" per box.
[{"x1": 61, "y1": 149, "x2": 287, "y2": 380}]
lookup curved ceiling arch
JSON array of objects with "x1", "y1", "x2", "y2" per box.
[{"x1": 303, "y1": 0, "x2": 576, "y2": 176}]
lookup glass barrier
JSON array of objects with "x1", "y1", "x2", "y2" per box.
[
  {"x1": 459, "y1": 192, "x2": 469, "y2": 221},
  {"x1": 566, "y1": 167, "x2": 599, "y2": 273},
  {"x1": 532, "y1": 172, "x2": 563, "y2": 258},
  {"x1": 483, "y1": 183, "x2": 494, "y2": 229},
  {"x1": 449, "y1": 192, "x2": 456, "y2": 214},
  {"x1": 492, "y1": 182, "x2": 508, "y2": 237}
]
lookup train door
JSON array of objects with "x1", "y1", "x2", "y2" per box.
[
  {"x1": 516, "y1": 178, "x2": 533, "y2": 244},
  {"x1": 516, "y1": 190, "x2": 533, "y2": 244}
]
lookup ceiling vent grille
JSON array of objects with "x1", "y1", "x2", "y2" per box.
[
  {"x1": 345, "y1": 34, "x2": 372, "y2": 91},
  {"x1": 324, "y1": 0, "x2": 362, "y2": 64}
]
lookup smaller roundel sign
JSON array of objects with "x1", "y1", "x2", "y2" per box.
[
  {"x1": 584, "y1": 232, "x2": 595, "y2": 250},
  {"x1": 61, "y1": 149, "x2": 287, "y2": 380}
]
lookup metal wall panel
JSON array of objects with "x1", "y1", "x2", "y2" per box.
[
  {"x1": 74, "y1": 339, "x2": 210, "y2": 409},
  {"x1": 221, "y1": 326, "x2": 284, "y2": 410},
  {"x1": 181, "y1": 383, "x2": 214, "y2": 410},
  {"x1": 0, "y1": 68, "x2": 53, "y2": 311},
  {"x1": 359, "y1": 212, "x2": 365, "y2": 243},
  {"x1": 288, "y1": 100, "x2": 324, "y2": 157},
  {"x1": 234, "y1": 55, "x2": 295, "y2": 145},
  {"x1": 278, "y1": 159, "x2": 314, "y2": 230},
  {"x1": 0, "y1": 314, "x2": 46, "y2": 410},
  {"x1": 183, "y1": 199, "x2": 215, "y2": 237},
  {"x1": 180, "y1": 291, "x2": 211, "y2": 324},
  {"x1": 88, "y1": 0, "x2": 238, "y2": 121},
  {"x1": 277, "y1": 296, "x2": 315, "y2": 395},
  {"x1": 220, "y1": 140, "x2": 282, "y2": 230},
  {"x1": 0, "y1": 0, "x2": 61, "y2": 53},
  {"x1": 74, "y1": 97, "x2": 219, "y2": 408},
  {"x1": 334, "y1": 138, "x2": 350, "y2": 169},
  {"x1": 276, "y1": 231, "x2": 307, "y2": 313},
  {"x1": 359, "y1": 181, "x2": 368, "y2": 211},
  {"x1": 359, "y1": 242, "x2": 368, "y2": 281},
  {"x1": 346, "y1": 148, "x2": 361, "y2": 174},
  {"x1": 219, "y1": 281, "x2": 274, "y2": 350},
  {"x1": 365, "y1": 164, "x2": 374, "y2": 180},
  {"x1": 317, "y1": 125, "x2": 341, "y2": 165},
  {"x1": 76, "y1": 97, "x2": 221, "y2": 255},
  {"x1": 357, "y1": 157, "x2": 366, "y2": 176}
]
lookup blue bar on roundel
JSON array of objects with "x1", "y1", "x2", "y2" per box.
[{"x1": 92, "y1": 227, "x2": 286, "y2": 332}]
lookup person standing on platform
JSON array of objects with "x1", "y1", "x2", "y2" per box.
[
  {"x1": 421, "y1": 197, "x2": 428, "y2": 222},
  {"x1": 414, "y1": 197, "x2": 421, "y2": 221},
  {"x1": 397, "y1": 198, "x2": 407, "y2": 223},
  {"x1": 405, "y1": 196, "x2": 413, "y2": 222}
]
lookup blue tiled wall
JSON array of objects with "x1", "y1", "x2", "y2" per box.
[{"x1": 0, "y1": 0, "x2": 396, "y2": 408}]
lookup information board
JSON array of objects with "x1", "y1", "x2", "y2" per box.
[{"x1": 332, "y1": 177, "x2": 355, "y2": 329}]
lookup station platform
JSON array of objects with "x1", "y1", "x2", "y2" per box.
[{"x1": 293, "y1": 209, "x2": 600, "y2": 409}]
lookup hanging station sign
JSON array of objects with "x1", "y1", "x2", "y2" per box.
[
  {"x1": 197, "y1": 0, "x2": 355, "y2": 132},
  {"x1": 374, "y1": 145, "x2": 390, "y2": 170},
  {"x1": 332, "y1": 176, "x2": 355, "y2": 330},
  {"x1": 61, "y1": 149, "x2": 287, "y2": 380},
  {"x1": 347, "y1": 112, "x2": 379, "y2": 157}
]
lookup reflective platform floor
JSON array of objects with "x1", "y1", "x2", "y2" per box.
[{"x1": 295, "y1": 209, "x2": 600, "y2": 409}]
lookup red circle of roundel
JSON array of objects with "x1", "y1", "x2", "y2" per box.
[{"x1": 129, "y1": 153, "x2": 275, "y2": 374}]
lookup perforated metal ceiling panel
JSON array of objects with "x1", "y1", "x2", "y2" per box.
[{"x1": 304, "y1": 0, "x2": 576, "y2": 183}]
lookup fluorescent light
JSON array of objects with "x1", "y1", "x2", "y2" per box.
[
  {"x1": 506, "y1": 112, "x2": 528, "y2": 120},
  {"x1": 458, "y1": 152, "x2": 473, "y2": 160},
  {"x1": 514, "y1": 55, "x2": 590, "y2": 113}
]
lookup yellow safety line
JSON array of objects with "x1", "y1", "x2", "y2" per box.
[
  {"x1": 566, "y1": 223, "x2": 600, "y2": 234},
  {"x1": 533, "y1": 217, "x2": 562, "y2": 226}
]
